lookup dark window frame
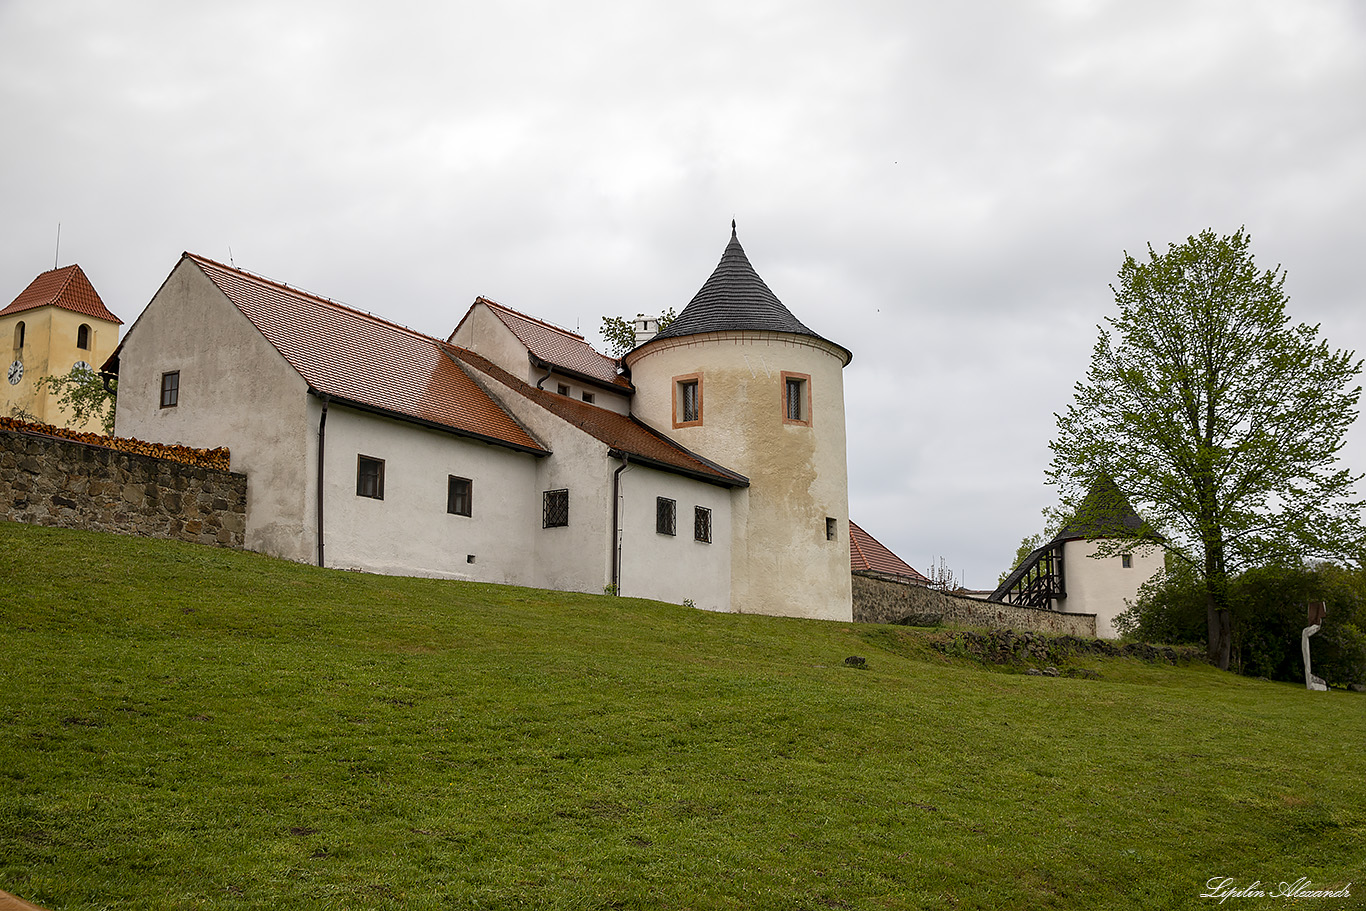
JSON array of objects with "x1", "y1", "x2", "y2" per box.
[
  {"x1": 543, "y1": 488, "x2": 569, "y2": 528},
  {"x1": 160, "y1": 371, "x2": 180, "y2": 408},
  {"x1": 14, "y1": 321, "x2": 24, "y2": 349},
  {"x1": 356, "y1": 455, "x2": 385, "y2": 500},
  {"x1": 447, "y1": 476, "x2": 472, "y2": 516},
  {"x1": 826, "y1": 517, "x2": 837, "y2": 541},
  {"x1": 656, "y1": 497, "x2": 677, "y2": 536},
  {"x1": 582, "y1": 391, "x2": 595, "y2": 404},
  {"x1": 694, "y1": 506, "x2": 712, "y2": 544},
  {"x1": 77, "y1": 323, "x2": 91, "y2": 350}
]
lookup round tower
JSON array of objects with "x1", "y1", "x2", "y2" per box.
[{"x1": 625, "y1": 223, "x2": 853, "y2": 621}]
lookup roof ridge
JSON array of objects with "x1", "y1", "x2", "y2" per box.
[
  {"x1": 479, "y1": 296, "x2": 588, "y2": 342},
  {"x1": 186, "y1": 252, "x2": 442, "y2": 347}
]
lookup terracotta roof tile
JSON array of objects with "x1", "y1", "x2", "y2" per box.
[
  {"x1": 450, "y1": 346, "x2": 747, "y2": 488},
  {"x1": 473, "y1": 298, "x2": 630, "y2": 389},
  {"x1": 1, "y1": 264, "x2": 123, "y2": 323},
  {"x1": 850, "y1": 520, "x2": 929, "y2": 583},
  {"x1": 185, "y1": 254, "x2": 546, "y2": 455}
]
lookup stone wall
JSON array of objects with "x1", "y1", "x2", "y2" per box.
[
  {"x1": 1, "y1": 428, "x2": 247, "y2": 547},
  {"x1": 852, "y1": 571, "x2": 1096, "y2": 637}
]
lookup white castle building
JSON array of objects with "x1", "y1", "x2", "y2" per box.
[{"x1": 108, "y1": 224, "x2": 855, "y2": 622}]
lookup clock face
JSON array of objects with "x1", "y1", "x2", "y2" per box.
[
  {"x1": 7, "y1": 360, "x2": 21, "y2": 385},
  {"x1": 73, "y1": 360, "x2": 92, "y2": 373}
]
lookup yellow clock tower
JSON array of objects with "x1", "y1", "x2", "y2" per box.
[{"x1": 2, "y1": 264, "x2": 123, "y2": 433}]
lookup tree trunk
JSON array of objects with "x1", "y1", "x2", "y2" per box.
[{"x1": 1204, "y1": 552, "x2": 1232, "y2": 670}]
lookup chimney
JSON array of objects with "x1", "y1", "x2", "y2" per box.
[{"x1": 632, "y1": 316, "x2": 660, "y2": 346}]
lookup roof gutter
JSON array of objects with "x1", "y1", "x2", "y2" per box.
[
  {"x1": 304, "y1": 388, "x2": 548, "y2": 457},
  {"x1": 605, "y1": 448, "x2": 749, "y2": 490}
]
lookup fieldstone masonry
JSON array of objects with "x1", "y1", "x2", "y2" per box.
[
  {"x1": 1, "y1": 429, "x2": 247, "y2": 548},
  {"x1": 853, "y1": 570, "x2": 1097, "y2": 637}
]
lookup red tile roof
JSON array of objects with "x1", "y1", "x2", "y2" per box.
[
  {"x1": 450, "y1": 346, "x2": 748, "y2": 488},
  {"x1": 463, "y1": 297, "x2": 631, "y2": 389},
  {"x1": 1, "y1": 264, "x2": 123, "y2": 323},
  {"x1": 184, "y1": 254, "x2": 546, "y2": 455},
  {"x1": 850, "y1": 520, "x2": 929, "y2": 583}
]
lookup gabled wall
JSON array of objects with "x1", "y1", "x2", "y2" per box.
[{"x1": 112, "y1": 259, "x2": 314, "y2": 562}]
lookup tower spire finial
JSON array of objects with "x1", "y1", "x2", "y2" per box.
[{"x1": 731, "y1": 218, "x2": 737, "y2": 237}]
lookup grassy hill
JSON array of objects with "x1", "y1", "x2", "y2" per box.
[{"x1": 1, "y1": 522, "x2": 1362, "y2": 910}]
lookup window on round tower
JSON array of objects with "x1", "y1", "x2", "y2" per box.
[{"x1": 781, "y1": 372, "x2": 811, "y2": 426}]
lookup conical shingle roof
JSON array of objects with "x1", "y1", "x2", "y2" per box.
[
  {"x1": 1053, "y1": 476, "x2": 1152, "y2": 542},
  {"x1": 647, "y1": 223, "x2": 850, "y2": 362}
]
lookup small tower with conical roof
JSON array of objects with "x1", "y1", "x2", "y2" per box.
[
  {"x1": 2, "y1": 264, "x2": 122, "y2": 432},
  {"x1": 626, "y1": 223, "x2": 853, "y2": 621}
]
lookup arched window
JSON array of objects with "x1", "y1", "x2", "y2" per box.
[
  {"x1": 14, "y1": 321, "x2": 23, "y2": 349},
  {"x1": 77, "y1": 324, "x2": 91, "y2": 350}
]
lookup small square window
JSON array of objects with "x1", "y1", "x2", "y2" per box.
[
  {"x1": 695, "y1": 506, "x2": 712, "y2": 543},
  {"x1": 557, "y1": 383, "x2": 571, "y2": 396},
  {"x1": 582, "y1": 391, "x2": 595, "y2": 404},
  {"x1": 160, "y1": 371, "x2": 180, "y2": 408},
  {"x1": 1121, "y1": 553, "x2": 1133, "y2": 569},
  {"x1": 783, "y1": 373, "x2": 811, "y2": 425},
  {"x1": 657, "y1": 497, "x2": 677, "y2": 536},
  {"x1": 543, "y1": 488, "x2": 569, "y2": 527},
  {"x1": 826, "y1": 517, "x2": 837, "y2": 541},
  {"x1": 448, "y1": 476, "x2": 472, "y2": 516},
  {"x1": 357, "y1": 455, "x2": 385, "y2": 500},
  {"x1": 673, "y1": 374, "x2": 702, "y2": 427}
]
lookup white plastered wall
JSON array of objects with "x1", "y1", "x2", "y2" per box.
[
  {"x1": 1057, "y1": 539, "x2": 1164, "y2": 638},
  {"x1": 626, "y1": 331, "x2": 852, "y2": 622},
  {"x1": 449, "y1": 301, "x2": 631, "y2": 414},
  {"x1": 616, "y1": 464, "x2": 733, "y2": 611},
  {"x1": 113, "y1": 259, "x2": 314, "y2": 562},
  {"x1": 316, "y1": 403, "x2": 541, "y2": 582}
]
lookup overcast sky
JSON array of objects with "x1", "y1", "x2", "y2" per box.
[{"x1": 3, "y1": 0, "x2": 1363, "y2": 588}]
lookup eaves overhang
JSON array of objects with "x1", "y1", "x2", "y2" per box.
[{"x1": 306, "y1": 388, "x2": 550, "y2": 458}]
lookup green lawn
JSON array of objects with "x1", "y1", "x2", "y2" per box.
[{"x1": 1, "y1": 522, "x2": 1362, "y2": 910}]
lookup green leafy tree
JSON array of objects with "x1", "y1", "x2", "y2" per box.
[
  {"x1": 600, "y1": 308, "x2": 676, "y2": 357},
  {"x1": 1049, "y1": 228, "x2": 1364, "y2": 670},
  {"x1": 40, "y1": 364, "x2": 117, "y2": 435}
]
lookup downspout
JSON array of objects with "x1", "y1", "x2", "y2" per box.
[
  {"x1": 534, "y1": 357, "x2": 554, "y2": 390},
  {"x1": 610, "y1": 454, "x2": 628, "y2": 594},
  {"x1": 316, "y1": 394, "x2": 329, "y2": 567}
]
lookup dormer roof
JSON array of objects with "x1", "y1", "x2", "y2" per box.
[
  {"x1": 1, "y1": 264, "x2": 123, "y2": 324},
  {"x1": 454, "y1": 297, "x2": 630, "y2": 390},
  {"x1": 645, "y1": 223, "x2": 850, "y2": 364}
]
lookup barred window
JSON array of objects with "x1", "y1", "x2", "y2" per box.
[
  {"x1": 543, "y1": 488, "x2": 569, "y2": 527},
  {"x1": 826, "y1": 517, "x2": 837, "y2": 541},
  {"x1": 783, "y1": 373, "x2": 810, "y2": 424},
  {"x1": 357, "y1": 456, "x2": 385, "y2": 500},
  {"x1": 656, "y1": 497, "x2": 676, "y2": 536},
  {"x1": 447, "y1": 476, "x2": 472, "y2": 516},
  {"x1": 160, "y1": 371, "x2": 180, "y2": 408},
  {"x1": 674, "y1": 374, "x2": 702, "y2": 427},
  {"x1": 694, "y1": 506, "x2": 712, "y2": 543}
]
